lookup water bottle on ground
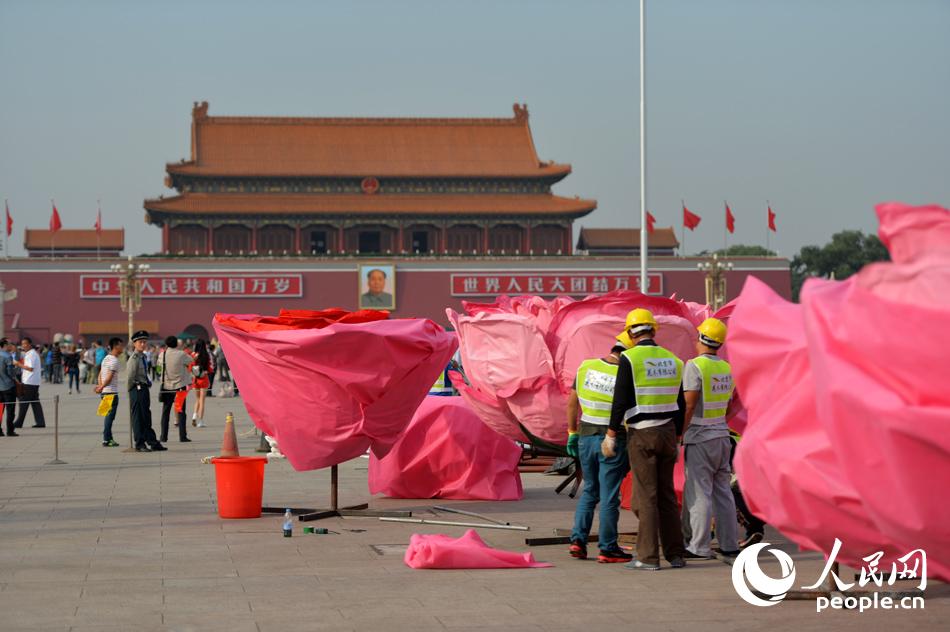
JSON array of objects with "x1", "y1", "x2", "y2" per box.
[{"x1": 283, "y1": 508, "x2": 293, "y2": 537}]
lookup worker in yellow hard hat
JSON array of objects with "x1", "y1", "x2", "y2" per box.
[
  {"x1": 565, "y1": 333, "x2": 632, "y2": 564},
  {"x1": 603, "y1": 308, "x2": 687, "y2": 571},
  {"x1": 680, "y1": 317, "x2": 740, "y2": 560}
]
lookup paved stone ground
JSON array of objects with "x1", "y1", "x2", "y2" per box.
[{"x1": 0, "y1": 380, "x2": 946, "y2": 631}]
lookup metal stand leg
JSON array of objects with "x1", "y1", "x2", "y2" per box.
[
  {"x1": 45, "y1": 395, "x2": 66, "y2": 465},
  {"x1": 263, "y1": 464, "x2": 412, "y2": 522}
]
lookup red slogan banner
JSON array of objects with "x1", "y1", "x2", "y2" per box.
[
  {"x1": 451, "y1": 273, "x2": 662, "y2": 297},
  {"x1": 80, "y1": 274, "x2": 303, "y2": 299}
]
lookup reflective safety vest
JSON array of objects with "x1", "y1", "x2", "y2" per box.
[
  {"x1": 621, "y1": 345, "x2": 683, "y2": 420},
  {"x1": 691, "y1": 355, "x2": 734, "y2": 425},
  {"x1": 575, "y1": 358, "x2": 619, "y2": 425},
  {"x1": 429, "y1": 365, "x2": 454, "y2": 396}
]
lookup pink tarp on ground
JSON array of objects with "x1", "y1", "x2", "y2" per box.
[
  {"x1": 368, "y1": 395, "x2": 523, "y2": 501},
  {"x1": 730, "y1": 203, "x2": 950, "y2": 580},
  {"x1": 404, "y1": 529, "x2": 552, "y2": 569},
  {"x1": 213, "y1": 310, "x2": 457, "y2": 471}
]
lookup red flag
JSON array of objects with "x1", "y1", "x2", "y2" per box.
[
  {"x1": 4, "y1": 201, "x2": 11, "y2": 238},
  {"x1": 768, "y1": 205, "x2": 777, "y2": 232},
  {"x1": 683, "y1": 205, "x2": 702, "y2": 231},
  {"x1": 725, "y1": 203, "x2": 736, "y2": 234},
  {"x1": 95, "y1": 208, "x2": 102, "y2": 236},
  {"x1": 646, "y1": 211, "x2": 656, "y2": 234},
  {"x1": 50, "y1": 203, "x2": 62, "y2": 233}
]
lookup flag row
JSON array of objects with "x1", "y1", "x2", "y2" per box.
[
  {"x1": 645, "y1": 203, "x2": 778, "y2": 234},
  {"x1": 3, "y1": 200, "x2": 103, "y2": 238}
]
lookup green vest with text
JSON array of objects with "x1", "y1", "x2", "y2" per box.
[
  {"x1": 575, "y1": 359, "x2": 619, "y2": 425},
  {"x1": 691, "y1": 355, "x2": 734, "y2": 425},
  {"x1": 621, "y1": 345, "x2": 683, "y2": 420}
]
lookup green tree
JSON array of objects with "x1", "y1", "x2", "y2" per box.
[
  {"x1": 791, "y1": 230, "x2": 889, "y2": 300},
  {"x1": 694, "y1": 244, "x2": 777, "y2": 257}
]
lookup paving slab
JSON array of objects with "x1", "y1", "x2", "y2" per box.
[{"x1": 0, "y1": 380, "x2": 946, "y2": 631}]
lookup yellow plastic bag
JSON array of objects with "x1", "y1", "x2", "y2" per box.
[{"x1": 97, "y1": 394, "x2": 115, "y2": 416}]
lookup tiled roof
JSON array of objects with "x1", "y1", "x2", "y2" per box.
[
  {"x1": 24, "y1": 228, "x2": 124, "y2": 250},
  {"x1": 577, "y1": 227, "x2": 679, "y2": 249},
  {"x1": 166, "y1": 102, "x2": 571, "y2": 179},
  {"x1": 144, "y1": 193, "x2": 596, "y2": 218}
]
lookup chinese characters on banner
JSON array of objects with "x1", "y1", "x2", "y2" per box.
[
  {"x1": 80, "y1": 274, "x2": 303, "y2": 299},
  {"x1": 450, "y1": 273, "x2": 663, "y2": 297}
]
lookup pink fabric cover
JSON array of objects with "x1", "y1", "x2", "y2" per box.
[
  {"x1": 368, "y1": 395, "x2": 523, "y2": 500},
  {"x1": 404, "y1": 529, "x2": 553, "y2": 569},
  {"x1": 730, "y1": 202, "x2": 950, "y2": 580},
  {"x1": 447, "y1": 291, "x2": 734, "y2": 444},
  {"x1": 213, "y1": 313, "x2": 457, "y2": 471}
]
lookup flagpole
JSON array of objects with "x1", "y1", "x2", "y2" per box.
[
  {"x1": 50, "y1": 199, "x2": 55, "y2": 262},
  {"x1": 3, "y1": 199, "x2": 8, "y2": 261},
  {"x1": 97, "y1": 198, "x2": 101, "y2": 262},
  {"x1": 766, "y1": 199, "x2": 771, "y2": 253},
  {"x1": 681, "y1": 200, "x2": 686, "y2": 258},
  {"x1": 723, "y1": 200, "x2": 728, "y2": 251},
  {"x1": 638, "y1": 0, "x2": 648, "y2": 292}
]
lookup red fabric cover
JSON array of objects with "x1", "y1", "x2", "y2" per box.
[
  {"x1": 368, "y1": 396, "x2": 523, "y2": 501},
  {"x1": 212, "y1": 310, "x2": 457, "y2": 471},
  {"x1": 729, "y1": 202, "x2": 950, "y2": 580},
  {"x1": 404, "y1": 529, "x2": 552, "y2": 569}
]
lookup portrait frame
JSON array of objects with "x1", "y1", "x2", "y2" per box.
[{"x1": 358, "y1": 263, "x2": 396, "y2": 311}]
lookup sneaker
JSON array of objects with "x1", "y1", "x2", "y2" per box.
[
  {"x1": 624, "y1": 559, "x2": 660, "y2": 571},
  {"x1": 150, "y1": 443, "x2": 168, "y2": 451},
  {"x1": 196, "y1": 421, "x2": 206, "y2": 428},
  {"x1": 106, "y1": 439, "x2": 120, "y2": 447},
  {"x1": 597, "y1": 548, "x2": 634, "y2": 564},
  {"x1": 68, "y1": 390, "x2": 72, "y2": 395},
  {"x1": 6, "y1": 432, "x2": 17, "y2": 437},
  {"x1": 740, "y1": 532, "x2": 764, "y2": 549},
  {"x1": 192, "y1": 418, "x2": 197, "y2": 427},
  {"x1": 683, "y1": 550, "x2": 714, "y2": 560},
  {"x1": 135, "y1": 445, "x2": 151, "y2": 452},
  {"x1": 669, "y1": 556, "x2": 686, "y2": 568},
  {"x1": 180, "y1": 438, "x2": 192, "y2": 442},
  {"x1": 568, "y1": 540, "x2": 588, "y2": 560}
]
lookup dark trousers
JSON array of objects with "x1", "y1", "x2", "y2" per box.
[
  {"x1": 14, "y1": 384, "x2": 46, "y2": 428},
  {"x1": 1, "y1": 387, "x2": 15, "y2": 434},
  {"x1": 68, "y1": 368, "x2": 80, "y2": 391},
  {"x1": 101, "y1": 393, "x2": 119, "y2": 442},
  {"x1": 159, "y1": 390, "x2": 188, "y2": 442},
  {"x1": 129, "y1": 386, "x2": 159, "y2": 448},
  {"x1": 627, "y1": 421, "x2": 685, "y2": 566}
]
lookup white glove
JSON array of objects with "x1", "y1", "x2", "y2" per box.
[{"x1": 601, "y1": 435, "x2": 617, "y2": 458}]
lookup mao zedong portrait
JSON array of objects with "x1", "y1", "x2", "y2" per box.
[{"x1": 359, "y1": 266, "x2": 395, "y2": 310}]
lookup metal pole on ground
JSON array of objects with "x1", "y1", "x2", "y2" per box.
[{"x1": 46, "y1": 395, "x2": 66, "y2": 465}]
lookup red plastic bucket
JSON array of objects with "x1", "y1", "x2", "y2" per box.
[{"x1": 211, "y1": 456, "x2": 268, "y2": 519}]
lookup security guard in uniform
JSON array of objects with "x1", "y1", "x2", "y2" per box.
[
  {"x1": 566, "y1": 339, "x2": 632, "y2": 563},
  {"x1": 604, "y1": 309, "x2": 687, "y2": 571},
  {"x1": 127, "y1": 330, "x2": 166, "y2": 452},
  {"x1": 680, "y1": 318, "x2": 739, "y2": 558}
]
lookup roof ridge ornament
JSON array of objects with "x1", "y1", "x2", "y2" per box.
[
  {"x1": 513, "y1": 103, "x2": 528, "y2": 121},
  {"x1": 193, "y1": 101, "x2": 209, "y2": 121}
]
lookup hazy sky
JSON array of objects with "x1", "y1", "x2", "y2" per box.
[{"x1": 1, "y1": 0, "x2": 948, "y2": 258}]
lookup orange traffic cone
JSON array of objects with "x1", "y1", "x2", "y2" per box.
[{"x1": 220, "y1": 412, "x2": 239, "y2": 457}]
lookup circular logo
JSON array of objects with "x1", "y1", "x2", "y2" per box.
[
  {"x1": 732, "y1": 543, "x2": 797, "y2": 607},
  {"x1": 361, "y1": 177, "x2": 380, "y2": 195}
]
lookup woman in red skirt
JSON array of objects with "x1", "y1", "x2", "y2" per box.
[{"x1": 190, "y1": 339, "x2": 213, "y2": 428}]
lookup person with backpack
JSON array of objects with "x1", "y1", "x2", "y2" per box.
[{"x1": 189, "y1": 339, "x2": 212, "y2": 428}]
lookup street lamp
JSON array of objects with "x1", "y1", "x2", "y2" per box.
[
  {"x1": 110, "y1": 256, "x2": 150, "y2": 345},
  {"x1": 109, "y1": 256, "x2": 149, "y2": 453},
  {"x1": 697, "y1": 253, "x2": 734, "y2": 311}
]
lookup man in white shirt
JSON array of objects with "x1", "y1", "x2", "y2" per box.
[
  {"x1": 94, "y1": 337, "x2": 124, "y2": 447},
  {"x1": 13, "y1": 337, "x2": 46, "y2": 429}
]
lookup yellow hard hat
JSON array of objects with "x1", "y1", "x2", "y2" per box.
[
  {"x1": 624, "y1": 308, "x2": 658, "y2": 337},
  {"x1": 697, "y1": 317, "x2": 727, "y2": 347},
  {"x1": 615, "y1": 330, "x2": 634, "y2": 349}
]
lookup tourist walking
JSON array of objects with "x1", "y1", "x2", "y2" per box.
[
  {"x1": 157, "y1": 336, "x2": 191, "y2": 443},
  {"x1": 95, "y1": 337, "x2": 123, "y2": 447},
  {"x1": 0, "y1": 339, "x2": 18, "y2": 436},
  {"x1": 190, "y1": 339, "x2": 212, "y2": 428},
  {"x1": 64, "y1": 344, "x2": 82, "y2": 394},
  {"x1": 13, "y1": 338, "x2": 46, "y2": 429}
]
